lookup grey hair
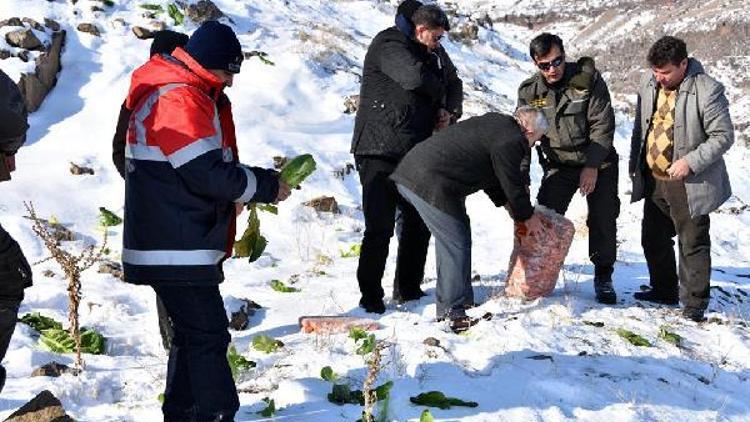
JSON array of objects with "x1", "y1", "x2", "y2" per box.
[{"x1": 514, "y1": 105, "x2": 549, "y2": 134}]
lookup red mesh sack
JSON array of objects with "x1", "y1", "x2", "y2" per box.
[{"x1": 505, "y1": 208, "x2": 575, "y2": 300}]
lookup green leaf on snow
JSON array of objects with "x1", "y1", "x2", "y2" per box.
[
  {"x1": 252, "y1": 335, "x2": 284, "y2": 353},
  {"x1": 616, "y1": 328, "x2": 652, "y2": 347},
  {"x1": 269, "y1": 279, "x2": 300, "y2": 293},
  {"x1": 409, "y1": 391, "x2": 478, "y2": 409}
]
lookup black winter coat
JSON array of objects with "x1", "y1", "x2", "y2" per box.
[
  {"x1": 391, "y1": 113, "x2": 534, "y2": 221},
  {"x1": 351, "y1": 26, "x2": 462, "y2": 160},
  {"x1": 0, "y1": 70, "x2": 28, "y2": 154}
]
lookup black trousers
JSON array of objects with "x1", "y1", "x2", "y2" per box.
[
  {"x1": 537, "y1": 161, "x2": 620, "y2": 275},
  {"x1": 153, "y1": 284, "x2": 238, "y2": 422},
  {"x1": 356, "y1": 157, "x2": 431, "y2": 303},
  {"x1": 642, "y1": 176, "x2": 711, "y2": 310}
]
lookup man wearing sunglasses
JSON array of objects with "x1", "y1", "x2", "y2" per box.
[
  {"x1": 517, "y1": 33, "x2": 618, "y2": 305},
  {"x1": 351, "y1": 2, "x2": 462, "y2": 314}
]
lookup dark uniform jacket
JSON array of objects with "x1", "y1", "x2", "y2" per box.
[
  {"x1": 351, "y1": 26, "x2": 462, "y2": 160},
  {"x1": 391, "y1": 113, "x2": 534, "y2": 221},
  {"x1": 518, "y1": 58, "x2": 615, "y2": 168}
]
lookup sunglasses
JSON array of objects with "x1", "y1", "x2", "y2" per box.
[
  {"x1": 536, "y1": 55, "x2": 564, "y2": 71},
  {"x1": 432, "y1": 33, "x2": 444, "y2": 42}
]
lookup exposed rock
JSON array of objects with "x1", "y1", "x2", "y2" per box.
[
  {"x1": 42, "y1": 269, "x2": 55, "y2": 278},
  {"x1": 303, "y1": 196, "x2": 340, "y2": 213},
  {"x1": 69, "y1": 162, "x2": 94, "y2": 175},
  {"x1": 43, "y1": 18, "x2": 61, "y2": 32},
  {"x1": 90, "y1": 6, "x2": 105, "y2": 13},
  {"x1": 450, "y1": 22, "x2": 479, "y2": 43},
  {"x1": 76, "y1": 23, "x2": 100, "y2": 37},
  {"x1": 148, "y1": 20, "x2": 166, "y2": 31},
  {"x1": 31, "y1": 362, "x2": 72, "y2": 378},
  {"x1": 228, "y1": 298, "x2": 262, "y2": 331},
  {"x1": 5, "y1": 29, "x2": 43, "y2": 50},
  {"x1": 0, "y1": 17, "x2": 23, "y2": 28},
  {"x1": 18, "y1": 30, "x2": 65, "y2": 112},
  {"x1": 3, "y1": 390, "x2": 74, "y2": 422},
  {"x1": 423, "y1": 337, "x2": 441, "y2": 347},
  {"x1": 21, "y1": 18, "x2": 45, "y2": 32},
  {"x1": 185, "y1": 0, "x2": 225, "y2": 24},
  {"x1": 343, "y1": 95, "x2": 359, "y2": 114},
  {"x1": 132, "y1": 26, "x2": 154, "y2": 40},
  {"x1": 98, "y1": 260, "x2": 123, "y2": 280},
  {"x1": 0, "y1": 50, "x2": 10, "y2": 60},
  {"x1": 272, "y1": 156, "x2": 288, "y2": 169}
]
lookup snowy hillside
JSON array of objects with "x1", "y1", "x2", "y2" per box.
[{"x1": 0, "y1": 0, "x2": 749, "y2": 421}]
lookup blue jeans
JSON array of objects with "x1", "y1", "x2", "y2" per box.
[
  {"x1": 153, "y1": 285, "x2": 238, "y2": 422},
  {"x1": 397, "y1": 185, "x2": 474, "y2": 318}
]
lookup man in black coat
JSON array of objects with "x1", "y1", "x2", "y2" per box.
[
  {"x1": 392, "y1": 107, "x2": 547, "y2": 331},
  {"x1": 111, "y1": 30, "x2": 189, "y2": 351},
  {"x1": 351, "y1": 2, "x2": 463, "y2": 313},
  {"x1": 0, "y1": 69, "x2": 33, "y2": 392}
]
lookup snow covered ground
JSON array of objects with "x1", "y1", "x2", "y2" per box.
[{"x1": 0, "y1": 0, "x2": 749, "y2": 420}]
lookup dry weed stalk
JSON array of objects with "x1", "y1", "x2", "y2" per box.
[
  {"x1": 24, "y1": 202, "x2": 107, "y2": 371},
  {"x1": 362, "y1": 341, "x2": 389, "y2": 422}
]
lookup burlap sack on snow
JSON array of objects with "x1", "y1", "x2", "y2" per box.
[{"x1": 505, "y1": 207, "x2": 575, "y2": 300}]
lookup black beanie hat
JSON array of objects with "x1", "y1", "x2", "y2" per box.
[
  {"x1": 397, "y1": 0, "x2": 422, "y2": 20},
  {"x1": 150, "y1": 30, "x2": 189, "y2": 57},
  {"x1": 185, "y1": 21, "x2": 243, "y2": 74}
]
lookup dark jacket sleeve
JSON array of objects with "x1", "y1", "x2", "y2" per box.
[
  {"x1": 629, "y1": 92, "x2": 643, "y2": 177},
  {"x1": 491, "y1": 138, "x2": 534, "y2": 221},
  {"x1": 112, "y1": 102, "x2": 130, "y2": 179},
  {"x1": 483, "y1": 183, "x2": 507, "y2": 207},
  {"x1": 378, "y1": 35, "x2": 445, "y2": 103},
  {"x1": 584, "y1": 73, "x2": 616, "y2": 168},
  {"x1": 441, "y1": 50, "x2": 463, "y2": 119}
]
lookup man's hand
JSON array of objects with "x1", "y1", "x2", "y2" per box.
[
  {"x1": 4, "y1": 155, "x2": 15, "y2": 173},
  {"x1": 666, "y1": 158, "x2": 691, "y2": 180},
  {"x1": 435, "y1": 108, "x2": 452, "y2": 131},
  {"x1": 275, "y1": 180, "x2": 291, "y2": 204},
  {"x1": 579, "y1": 167, "x2": 598, "y2": 196},
  {"x1": 523, "y1": 212, "x2": 544, "y2": 240}
]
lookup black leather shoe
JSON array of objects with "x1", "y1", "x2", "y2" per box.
[
  {"x1": 359, "y1": 298, "x2": 385, "y2": 314},
  {"x1": 682, "y1": 307, "x2": 705, "y2": 322},
  {"x1": 633, "y1": 290, "x2": 678, "y2": 305},
  {"x1": 594, "y1": 276, "x2": 617, "y2": 305}
]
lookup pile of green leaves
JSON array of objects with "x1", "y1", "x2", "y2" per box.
[
  {"x1": 409, "y1": 391, "x2": 478, "y2": 409},
  {"x1": 139, "y1": 3, "x2": 183, "y2": 25},
  {"x1": 20, "y1": 312, "x2": 62, "y2": 332},
  {"x1": 227, "y1": 344, "x2": 256, "y2": 380},
  {"x1": 321, "y1": 366, "x2": 392, "y2": 407},
  {"x1": 349, "y1": 327, "x2": 375, "y2": 355},
  {"x1": 40, "y1": 328, "x2": 106, "y2": 355},
  {"x1": 269, "y1": 279, "x2": 300, "y2": 293},
  {"x1": 252, "y1": 335, "x2": 284, "y2": 353},
  {"x1": 616, "y1": 328, "x2": 652, "y2": 347},
  {"x1": 21, "y1": 312, "x2": 106, "y2": 355}
]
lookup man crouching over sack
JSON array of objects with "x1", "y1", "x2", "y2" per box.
[{"x1": 391, "y1": 107, "x2": 547, "y2": 332}]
